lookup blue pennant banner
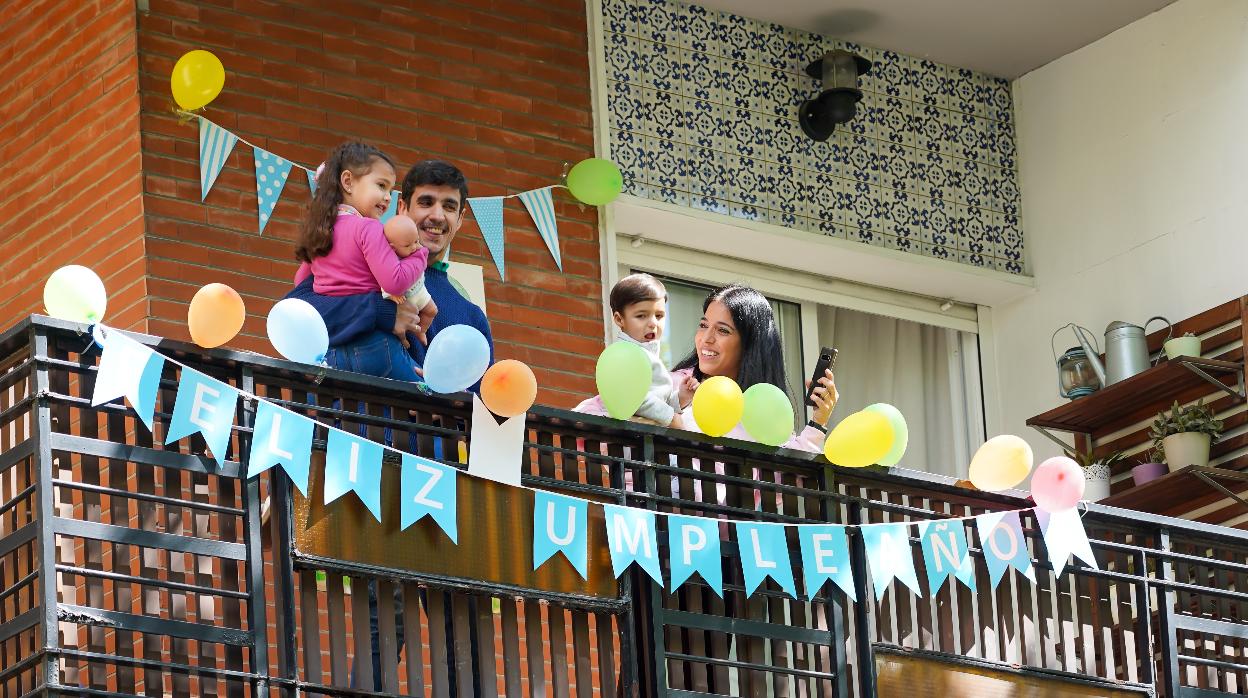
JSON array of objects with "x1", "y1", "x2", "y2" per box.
[
  {"x1": 323, "y1": 429, "x2": 384, "y2": 521},
  {"x1": 467, "y1": 195, "x2": 506, "y2": 280},
  {"x1": 247, "y1": 401, "x2": 314, "y2": 495},
  {"x1": 1036, "y1": 507, "x2": 1097, "y2": 577},
  {"x1": 603, "y1": 504, "x2": 662, "y2": 583},
  {"x1": 379, "y1": 190, "x2": 400, "y2": 224},
  {"x1": 976, "y1": 510, "x2": 1035, "y2": 587},
  {"x1": 667, "y1": 514, "x2": 723, "y2": 597},
  {"x1": 797, "y1": 524, "x2": 856, "y2": 601},
  {"x1": 918, "y1": 519, "x2": 976, "y2": 593},
  {"x1": 90, "y1": 328, "x2": 164, "y2": 432},
  {"x1": 306, "y1": 168, "x2": 317, "y2": 195},
  {"x1": 735, "y1": 522, "x2": 796, "y2": 597},
  {"x1": 533, "y1": 490, "x2": 589, "y2": 579},
  {"x1": 198, "y1": 117, "x2": 238, "y2": 200},
  {"x1": 254, "y1": 147, "x2": 294, "y2": 234},
  {"x1": 401, "y1": 454, "x2": 458, "y2": 542},
  {"x1": 860, "y1": 523, "x2": 922, "y2": 600},
  {"x1": 164, "y1": 367, "x2": 238, "y2": 467},
  {"x1": 518, "y1": 186, "x2": 561, "y2": 270}
]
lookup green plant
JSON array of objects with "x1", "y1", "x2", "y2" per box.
[
  {"x1": 1149, "y1": 400, "x2": 1223, "y2": 453},
  {"x1": 1063, "y1": 446, "x2": 1127, "y2": 471}
]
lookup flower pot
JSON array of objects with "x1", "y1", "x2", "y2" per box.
[
  {"x1": 1163, "y1": 336, "x2": 1201, "y2": 361},
  {"x1": 1131, "y1": 461, "x2": 1168, "y2": 486},
  {"x1": 1082, "y1": 462, "x2": 1112, "y2": 502},
  {"x1": 1162, "y1": 432, "x2": 1212, "y2": 471}
]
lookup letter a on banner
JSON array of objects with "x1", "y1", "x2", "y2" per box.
[
  {"x1": 467, "y1": 195, "x2": 507, "y2": 280},
  {"x1": 1036, "y1": 507, "x2": 1098, "y2": 577},
  {"x1": 165, "y1": 367, "x2": 238, "y2": 467},
  {"x1": 976, "y1": 510, "x2": 1035, "y2": 588},
  {"x1": 90, "y1": 327, "x2": 164, "y2": 432},
  {"x1": 603, "y1": 504, "x2": 662, "y2": 583},
  {"x1": 918, "y1": 519, "x2": 976, "y2": 593},
  {"x1": 798, "y1": 524, "x2": 856, "y2": 601},
  {"x1": 401, "y1": 454, "x2": 458, "y2": 542},
  {"x1": 667, "y1": 515, "x2": 723, "y2": 597},
  {"x1": 254, "y1": 147, "x2": 293, "y2": 234},
  {"x1": 735, "y1": 522, "x2": 797, "y2": 597},
  {"x1": 533, "y1": 490, "x2": 588, "y2": 579},
  {"x1": 860, "y1": 523, "x2": 923, "y2": 600},
  {"x1": 323, "y1": 430, "x2": 384, "y2": 521},
  {"x1": 518, "y1": 186, "x2": 562, "y2": 270},
  {"x1": 247, "y1": 401, "x2": 314, "y2": 495},
  {"x1": 198, "y1": 118, "x2": 238, "y2": 200}
]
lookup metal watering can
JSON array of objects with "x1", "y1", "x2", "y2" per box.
[{"x1": 1055, "y1": 317, "x2": 1173, "y2": 387}]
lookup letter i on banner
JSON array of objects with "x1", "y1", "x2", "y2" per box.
[
  {"x1": 90, "y1": 327, "x2": 164, "y2": 432},
  {"x1": 735, "y1": 522, "x2": 797, "y2": 597},
  {"x1": 976, "y1": 510, "x2": 1035, "y2": 588},
  {"x1": 400, "y1": 454, "x2": 458, "y2": 542},
  {"x1": 603, "y1": 504, "x2": 662, "y2": 583},
  {"x1": 247, "y1": 401, "x2": 314, "y2": 495},
  {"x1": 667, "y1": 514, "x2": 723, "y2": 597},
  {"x1": 533, "y1": 491, "x2": 588, "y2": 579},
  {"x1": 323, "y1": 430, "x2": 384, "y2": 521},
  {"x1": 164, "y1": 367, "x2": 239, "y2": 467},
  {"x1": 797, "y1": 524, "x2": 856, "y2": 601},
  {"x1": 918, "y1": 519, "x2": 976, "y2": 593}
]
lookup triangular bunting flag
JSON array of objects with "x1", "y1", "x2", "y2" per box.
[
  {"x1": 797, "y1": 524, "x2": 856, "y2": 601},
  {"x1": 323, "y1": 429, "x2": 384, "y2": 521},
  {"x1": 735, "y1": 522, "x2": 797, "y2": 597},
  {"x1": 518, "y1": 186, "x2": 562, "y2": 270},
  {"x1": 668, "y1": 514, "x2": 723, "y2": 597},
  {"x1": 164, "y1": 366, "x2": 239, "y2": 467},
  {"x1": 401, "y1": 454, "x2": 458, "y2": 542},
  {"x1": 468, "y1": 195, "x2": 506, "y2": 280},
  {"x1": 860, "y1": 523, "x2": 922, "y2": 600},
  {"x1": 247, "y1": 401, "x2": 314, "y2": 495},
  {"x1": 466, "y1": 395, "x2": 524, "y2": 486},
  {"x1": 918, "y1": 519, "x2": 976, "y2": 593},
  {"x1": 254, "y1": 147, "x2": 293, "y2": 234},
  {"x1": 533, "y1": 490, "x2": 589, "y2": 579},
  {"x1": 379, "y1": 191, "x2": 400, "y2": 224},
  {"x1": 90, "y1": 326, "x2": 164, "y2": 432},
  {"x1": 603, "y1": 504, "x2": 663, "y2": 583},
  {"x1": 306, "y1": 168, "x2": 317, "y2": 195},
  {"x1": 976, "y1": 510, "x2": 1036, "y2": 587},
  {"x1": 1036, "y1": 507, "x2": 1098, "y2": 577},
  {"x1": 198, "y1": 118, "x2": 238, "y2": 201}
]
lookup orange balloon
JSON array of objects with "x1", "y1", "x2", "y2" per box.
[
  {"x1": 188, "y1": 283, "x2": 245, "y2": 348},
  {"x1": 480, "y1": 360, "x2": 537, "y2": 417}
]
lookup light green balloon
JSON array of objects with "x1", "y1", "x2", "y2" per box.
[
  {"x1": 567, "y1": 158, "x2": 623, "y2": 206},
  {"x1": 43, "y1": 265, "x2": 107, "y2": 324},
  {"x1": 864, "y1": 403, "x2": 908, "y2": 466},
  {"x1": 595, "y1": 342, "x2": 652, "y2": 419},
  {"x1": 741, "y1": 383, "x2": 794, "y2": 446}
]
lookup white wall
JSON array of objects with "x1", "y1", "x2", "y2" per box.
[{"x1": 997, "y1": 0, "x2": 1248, "y2": 458}]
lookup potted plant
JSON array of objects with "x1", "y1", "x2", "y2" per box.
[
  {"x1": 1163, "y1": 332, "x2": 1202, "y2": 361},
  {"x1": 1062, "y1": 446, "x2": 1127, "y2": 502},
  {"x1": 1131, "y1": 448, "x2": 1168, "y2": 486},
  {"x1": 1149, "y1": 400, "x2": 1222, "y2": 471}
]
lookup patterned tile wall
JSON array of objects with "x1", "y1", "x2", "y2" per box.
[{"x1": 602, "y1": 0, "x2": 1025, "y2": 274}]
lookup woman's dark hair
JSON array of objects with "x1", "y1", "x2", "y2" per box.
[
  {"x1": 610, "y1": 273, "x2": 667, "y2": 313},
  {"x1": 674, "y1": 284, "x2": 789, "y2": 395},
  {"x1": 295, "y1": 142, "x2": 394, "y2": 264}
]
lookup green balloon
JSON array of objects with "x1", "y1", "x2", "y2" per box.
[
  {"x1": 595, "y1": 342, "x2": 652, "y2": 419},
  {"x1": 43, "y1": 265, "x2": 107, "y2": 324},
  {"x1": 567, "y1": 158, "x2": 623, "y2": 206},
  {"x1": 864, "y1": 403, "x2": 908, "y2": 466},
  {"x1": 741, "y1": 383, "x2": 794, "y2": 446}
]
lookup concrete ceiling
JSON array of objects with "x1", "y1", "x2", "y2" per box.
[{"x1": 691, "y1": 0, "x2": 1178, "y2": 78}]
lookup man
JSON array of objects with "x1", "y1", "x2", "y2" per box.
[{"x1": 286, "y1": 159, "x2": 494, "y2": 385}]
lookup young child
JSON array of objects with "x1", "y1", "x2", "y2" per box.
[
  {"x1": 586, "y1": 273, "x2": 697, "y2": 428},
  {"x1": 293, "y1": 142, "x2": 428, "y2": 381}
]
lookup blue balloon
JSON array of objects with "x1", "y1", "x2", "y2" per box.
[
  {"x1": 266, "y1": 298, "x2": 328, "y2": 365},
  {"x1": 424, "y1": 324, "x2": 490, "y2": 394}
]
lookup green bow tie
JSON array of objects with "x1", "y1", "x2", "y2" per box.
[{"x1": 431, "y1": 260, "x2": 450, "y2": 271}]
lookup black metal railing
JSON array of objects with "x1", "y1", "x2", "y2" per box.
[{"x1": 0, "y1": 315, "x2": 1246, "y2": 697}]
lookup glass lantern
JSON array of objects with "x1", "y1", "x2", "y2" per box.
[{"x1": 1057, "y1": 347, "x2": 1101, "y2": 399}]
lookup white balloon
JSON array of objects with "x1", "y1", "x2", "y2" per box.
[
  {"x1": 266, "y1": 299, "x2": 328, "y2": 364},
  {"x1": 44, "y1": 265, "x2": 107, "y2": 324}
]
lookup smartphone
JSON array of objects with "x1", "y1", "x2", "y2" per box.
[{"x1": 805, "y1": 347, "x2": 838, "y2": 407}]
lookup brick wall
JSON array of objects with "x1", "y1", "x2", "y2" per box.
[
  {"x1": 136, "y1": 0, "x2": 602, "y2": 407},
  {"x1": 0, "y1": 0, "x2": 148, "y2": 333}
]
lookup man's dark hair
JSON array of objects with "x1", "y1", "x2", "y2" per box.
[
  {"x1": 400, "y1": 160, "x2": 469, "y2": 205},
  {"x1": 610, "y1": 273, "x2": 667, "y2": 314}
]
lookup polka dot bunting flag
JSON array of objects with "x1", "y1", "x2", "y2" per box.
[{"x1": 253, "y1": 147, "x2": 293, "y2": 235}]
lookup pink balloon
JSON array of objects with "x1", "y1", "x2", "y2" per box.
[{"x1": 1031, "y1": 456, "x2": 1086, "y2": 511}]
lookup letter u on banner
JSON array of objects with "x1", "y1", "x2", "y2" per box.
[
  {"x1": 667, "y1": 514, "x2": 723, "y2": 597},
  {"x1": 603, "y1": 504, "x2": 662, "y2": 583},
  {"x1": 323, "y1": 430, "x2": 384, "y2": 521},
  {"x1": 164, "y1": 366, "x2": 239, "y2": 467},
  {"x1": 533, "y1": 490, "x2": 588, "y2": 579},
  {"x1": 247, "y1": 401, "x2": 314, "y2": 495},
  {"x1": 735, "y1": 522, "x2": 796, "y2": 597},
  {"x1": 401, "y1": 454, "x2": 458, "y2": 542}
]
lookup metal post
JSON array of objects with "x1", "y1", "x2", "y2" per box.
[
  {"x1": 822, "y1": 463, "x2": 849, "y2": 698},
  {"x1": 237, "y1": 367, "x2": 271, "y2": 694},
  {"x1": 1132, "y1": 549, "x2": 1154, "y2": 686},
  {"x1": 1156, "y1": 528, "x2": 1181, "y2": 696},
  {"x1": 32, "y1": 327, "x2": 61, "y2": 691},
  {"x1": 847, "y1": 502, "x2": 876, "y2": 697},
  {"x1": 641, "y1": 433, "x2": 666, "y2": 697}
]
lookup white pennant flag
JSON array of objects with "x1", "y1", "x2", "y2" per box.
[
  {"x1": 1036, "y1": 507, "x2": 1098, "y2": 577},
  {"x1": 466, "y1": 395, "x2": 524, "y2": 486},
  {"x1": 90, "y1": 326, "x2": 165, "y2": 431},
  {"x1": 198, "y1": 118, "x2": 238, "y2": 200},
  {"x1": 518, "y1": 186, "x2": 562, "y2": 270}
]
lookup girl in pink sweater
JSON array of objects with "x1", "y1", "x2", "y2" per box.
[{"x1": 294, "y1": 142, "x2": 428, "y2": 381}]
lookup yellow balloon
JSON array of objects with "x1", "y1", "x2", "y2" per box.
[
  {"x1": 823, "y1": 410, "x2": 895, "y2": 467},
  {"x1": 968, "y1": 435, "x2": 1034, "y2": 491},
  {"x1": 691, "y1": 376, "x2": 744, "y2": 437},
  {"x1": 171, "y1": 50, "x2": 225, "y2": 110}
]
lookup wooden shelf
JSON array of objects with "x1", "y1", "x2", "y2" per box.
[
  {"x1": 1100, "y1": 465, "x2": 1248, "y2": 520},
  {"x1": 1026, "y1": 356, "x2": 1244, "y2": 439}
]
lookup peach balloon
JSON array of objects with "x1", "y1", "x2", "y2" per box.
[
  {"x1": 968, "y1": 435, "x2": 1034, "y2": 492},
  {"x1": 188, "y1": 283, "x2": 245, "y2": 348},
  {"x1": 480, "y1": 360, "x2": 538, "y2": 417}
]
